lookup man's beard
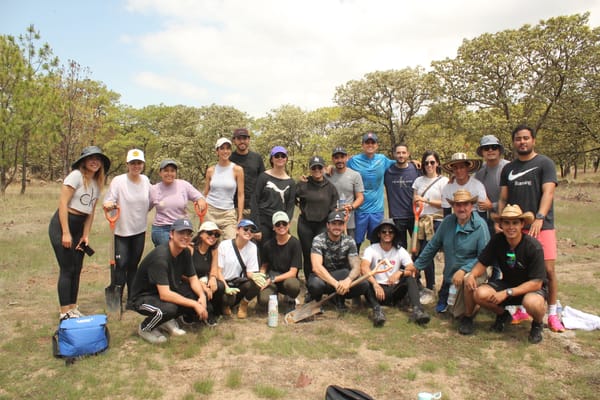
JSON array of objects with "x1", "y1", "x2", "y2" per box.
[{"x1": 517, "y1": 147, "x2": 533, "y2": 155}]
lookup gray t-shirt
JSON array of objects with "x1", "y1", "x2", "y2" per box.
[
  {"x1": 475, "y1": 159, "x2": 509, "y2": 212},
  {"x1": 328, "y1": 168, "x2": 364, "y2": 229}
]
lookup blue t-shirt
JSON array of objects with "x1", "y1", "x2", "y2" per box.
[{"x1": 347, "y1": 153, "x2": 395, "y2": 214}]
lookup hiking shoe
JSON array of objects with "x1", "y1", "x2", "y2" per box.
[
  {"x1": 411, "y1": 308, "x2": 431, "y2": 325},
  {"x1": 372, "y1": 307, "x2": 386, "y2": 327},
  {"x1": 138, "y1": 324, "x2": 167, "y2": 344},
  {"x1": 458, "y1": 316, "x2": 475, "y2": 335},
  {"x1": 159, "y1": 319, "x2": 186, "y2": 336},
  {"x1": 435, "y1": 300, "x2": 448, "y2": 313},
  {"x1": 223, "y1": 305, "x2": 232, "y2": 317},
  {"x1": 528, "y1": 321, "x2": 544, "y2": 344},
  {"x1": 511, "y1": 308, "x2": 532, "y2": 325},
  {"x1": 206, "y1": 315, "x2": 218, "y2": 327},
  {"x1": 69, "y1": 307, "x2": 84, "y2": 318},
  {"x1": 490, "y1": 310, "x2": 513, "y2": 332},
  {"x1": 335, "y1": 296, "x2": 349, "y2": 313},
  {"x1": 548, "y1": 314, "x2": 565, "y2": 332},
  {"x1": 237, "y1": 299, "x2": 249, "y2": 319}
]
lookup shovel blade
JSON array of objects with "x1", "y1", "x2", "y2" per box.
[
  {"x1": 105, "y1": 284, "x2": 122, "y2": 314},
  {"x1": 284, "y1": 301, "x2": 323, "y2": 323}
]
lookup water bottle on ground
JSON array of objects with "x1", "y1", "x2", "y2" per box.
[
  {"x1": 447, "y1": 284, "x2": 457, "y2": 306},
  {"x1": 268, "y1": 294, "x2": 278, "y2": 327}
]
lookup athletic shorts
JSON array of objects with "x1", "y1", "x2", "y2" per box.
[
  {"x1": 486, "y1": 279, "x2": 547, "y2": 306},
  {"x1": 524, "y1": 228, "x2": 557, "y2": 261}
]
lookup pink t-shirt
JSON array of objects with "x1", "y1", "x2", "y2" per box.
[{"x1": 150, "y1": 179, "x2": 203, "y2": 226}]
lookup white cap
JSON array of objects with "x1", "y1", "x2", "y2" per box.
[
  {"x1": 126, "y1": 149, "x2": 145, "y2": 163},
  {"x1": 215, "y1": 137, "x2": 232, "y2": 149}
]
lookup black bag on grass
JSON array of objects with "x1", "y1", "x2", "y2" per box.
[
  {"x1": 325, "y1": 385, "x2": 375, "y2": 400},
  {"x1": 52, "y1": 314, "x2": 109, "y2": 364}
]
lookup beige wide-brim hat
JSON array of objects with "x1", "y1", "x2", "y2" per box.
[
  {"x1": 198, "y1": 221, "x2": 221, "y2": 233},
  {"x1": 491, "y1": 204, "x2": 535, "y2": 225},
  {"x1": 442, "y1": 152, "x2": 482, "y2": 174},
  {"x1": 446, "y1": 189, "x2": 478, "y2": 205}
]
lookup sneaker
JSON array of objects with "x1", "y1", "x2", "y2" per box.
[
  {"x1": 435, "y1": 300, "x2": 448, "y2": 313},
  {"x1": 158, "y1": 319, "x2": 186, "y2": 336},
  {"x1": 335, "y1": 297, "x2": 349, "y2": 313},
  {"x1": 458, "y1": 316, "x2": 475, "y2": 335},
  {"x1": 548, "y1": 314, "x2": 566, "y2": 333},
  {"x1": 206, "y1": 315, "x2": 218, "y2": 327},
  {"x1": 372, "y1": 307, "x2": 386, "y2": 327},
  {"x1": 68, "y1": 307, "x2": 84, "y2": 318},
  {"x1": 511, "y1": 308, "x2": 532, "y2": 325},
  {"x1": 237, "y1": 299, "x2": 249, "y2": 319},
  {"x1": 138, "y1": 324, "x2": 167, "y2": 344},
  {"x1": 490, "y1": 310, "x2": 513, "y2": 332},
  {"x1": 528, "y1": 321, "x2": 544, "y2": 344},
  {"x1": 411, "y1": 308, "x2": 431, "y2": 325},
  {"x1": 419, "y1": 288, "x2": 435, "y2": 305}
]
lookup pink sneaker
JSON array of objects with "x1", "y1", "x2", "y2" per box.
[
  {"x1": 511, "y1": 309, "x2": 532, "y2": 325},
  {"x1": 548, "y1": 314, "x2": 565, "y2": 332}
]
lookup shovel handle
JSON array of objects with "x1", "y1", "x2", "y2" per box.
[
  {"x1": 104, "y1": 205, "x2": 120, "y2": 231},
  {"x1": 194, "y1": 201, "x2": 207, "y2": 223},
  {"x1": 411, "y1": 201, "x2": 424, "y2": 254}
]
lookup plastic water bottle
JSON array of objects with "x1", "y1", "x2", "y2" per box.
[
  {"x1": 556, "y1": 300, "x2": 563, "y2": 319},
  {"x1": 268, "y1": 294, "x2": 278, "y2": 327},
  {"x1": 447, "y1": 284, "x2": 457, "y2": 306}
]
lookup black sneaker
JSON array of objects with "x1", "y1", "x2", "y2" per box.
[
  {"x1": 458, "y1": 316, "x2": 475, "y2": 335},
  {"x1": 335, "y1": 296, "x2": 349, "y2": 313},
  {"x1": 206, "y1": 314, "x2": 218, "y2": 327},
  {"x1": 411, "y1": 308, "x2": 431, "y2": 325},
  {"x1": 372, "y1": 307, "x2": 386, "y2": 327},
  {"x1": 490, "y1": 310, "x2": 512, "y2": 332},
  {"x1": 528, "y1": 321, "x2": 544, "y2": 344}
]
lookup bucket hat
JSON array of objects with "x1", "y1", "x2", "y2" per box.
[{"x1": 71, "y1": 146, "x2": 111, "y2": 173}]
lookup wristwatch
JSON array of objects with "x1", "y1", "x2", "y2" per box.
[
  {"x1": 506, "y1": 288, "x2": 513, "y2": 297},
  {"x1": 535, "y1": 212, "x2": 545, "y2": 220}
]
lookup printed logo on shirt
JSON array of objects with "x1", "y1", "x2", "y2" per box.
[{"x1": 507, "y1": 167, "x2": 538, "y2": 181}]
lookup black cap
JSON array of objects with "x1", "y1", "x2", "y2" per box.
[
  {"x1": 332, "y1": 146, "x2": 347, "y2": 156},
  {"x1": 328, "y1": 210, "x2": 346, "y2": 222},
  {"x1": 309, "y1": 156, "x2": 325, "y2": 168}
]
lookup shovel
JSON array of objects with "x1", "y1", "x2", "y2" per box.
[
  {"x1": 284, "y1": 259, "x2": 392, "y2": 324},
  {"x1": 411, "y1": 200, "x2": 424, "y2": 255},
  {"x1": 194, "y1": 201, "x2": 207, "y2": 227},
  {"x1": 104, "y1": 205, "x2": 122, "y2": 317}
]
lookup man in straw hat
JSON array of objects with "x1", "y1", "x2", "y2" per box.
[
  {"x1": 464, "y1": 204, "x2": 547, "y2": 343},
  {"x1": 406, "y1": 190, "x2": 490, "y2": 328},
  {"x1": 441, "y1": 152, "x2": 490, "y2": 218}
]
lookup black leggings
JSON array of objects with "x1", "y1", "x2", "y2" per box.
[
  {"x1": 114, "y1": 232, "x2": 146, "y2": 301},
  {"x1": 297, "y1": 215, "x2": 327, "y2": 279},
  {"x1": 49, "y1": 210, "x2": 87, "y2": 307}
]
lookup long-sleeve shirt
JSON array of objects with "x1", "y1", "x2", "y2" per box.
[
  {"x1": 414, "y1": 212, "x2": 490, "y2": 284},
  {"x1": 295, "y1": 177, "x2": 338, "y2": 222}
]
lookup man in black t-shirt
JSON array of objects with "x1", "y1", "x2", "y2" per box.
[
  {"x1": 129, "y1": 218, "x2": 208, "y2": 344},
  {"x1": 229, "y1": 128, "x2": 265, "y2": 218},
  {"x1": 464, "y1": 205, "x2": 547, "y2": 343}
]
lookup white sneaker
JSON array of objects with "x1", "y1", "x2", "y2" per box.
[
  {"x1": 158, "y1": 319, "x2": 186, "y2": 336},
  {"x1": 68, "y1": 307, "x2": 84, "y2": 318},
  {"x1": 138, "y1": 324, "x2": 167, "y2": 344}
]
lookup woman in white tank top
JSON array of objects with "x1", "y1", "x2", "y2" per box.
[{"x1": 204, "y1": 138, "x2": 245, "y2": 240}]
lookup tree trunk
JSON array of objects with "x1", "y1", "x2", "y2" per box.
[{"x1": 20, "y1": 135, "x2": 28, "y2": 194}]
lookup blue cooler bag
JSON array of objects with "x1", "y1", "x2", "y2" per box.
[{"x1": 53, "y1": 314, "x2": 110, "y2": 360}]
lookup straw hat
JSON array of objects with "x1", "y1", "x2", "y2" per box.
[
  {"x1": 442, "y1": 153, "x2": 481, "y2": 174},
  {"x1": 491, "y1": 204, "x2": 535, "y2": 225},
  {"x1": 446, "y1": 189, "x2": 478, "y2": 205}
]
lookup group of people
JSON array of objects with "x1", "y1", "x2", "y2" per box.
[{"x1": 49, "y1": 124, "x2": 563, "y2": 345}]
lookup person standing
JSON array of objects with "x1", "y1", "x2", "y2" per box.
[
  {"x1": 204, "y1": 137, "x2": 245, "y2": 240},
  {"x1": 103, "y1": 149, "x2": 151, "y2": 304},
  {"x1": 464, "y1": 205, "x2": 547, "y2": 343},
  {"x1": 150, "y1": 159, "x2": 207, "y2": 247},
  {"x1": 499, "y1": 124, "x2": 565, "y2": 333},
  {"x1": 441, "y1": 152, "x2": 490, "y2": 218},
  {"x1": 229, "y1": 128, "x2": 265, "y2": 218},
  {"x1": 412, "y1": 150, "x2": 448, "y2": 290},
  {"x1": 295, "y1": 155, "x2": 339, "y2": 281},
  {"x1": 50, "y1": 146, "x2": 110, "y2": 319},
  {"x1": 346, "y1": 132, "x2": 395, "y2": 250},
  {"x1": 250, "y1": 146, "x2": 296, "y2": 245},
  {"x1": 128, "y1": 218, "x2": 208, "y2": 344},
  {"x1": 384, "y1": 143, "x2": 421, "y2": 250},
  {"x1": 328, "y1": 146, "x2": 364, "y2": 239}
]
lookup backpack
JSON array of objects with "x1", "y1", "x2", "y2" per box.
[
  {"x1": 52, "y1": 314, "x2": 110, "y2": 365},
  {"x1": 325, "y1": 385, "x2": 375, "y2": 400}
]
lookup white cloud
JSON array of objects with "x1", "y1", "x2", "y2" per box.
[
  {"x1": 124, "y1": 0, "x2": 600, "y2": 116},
  {"x1": 134, "y1": 71, "x2": 209, "y2": 102}
]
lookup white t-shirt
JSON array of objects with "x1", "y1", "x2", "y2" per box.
[
  {"x1": 362, "y1": 243, "x2": 413, "y2": 284},
  {"x1": 104, "y1": 173, "x2": 151, "y2": 236},
  {"x1": 412, "y1": 175, "x2": 449, "y2": 218},
  {"x1": 64, "y1": 170, "x2": 99, "y2": 215},
  {"x1": 441, "y1": 176, "x2": 487, "y2": 211},
  {"x1": 218, "y1": 239, "x2": 259, "y2": 280}
]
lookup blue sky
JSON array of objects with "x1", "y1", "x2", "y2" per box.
[{"x1": 3, "y1": 0, "x2": 600, "y2": 117}]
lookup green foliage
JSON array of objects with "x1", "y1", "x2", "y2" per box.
[
  {"x1": 253, "y1": 384, "x2": 287, "y2": 399},
  {"x1": 193, "y1": 378, "x2": 214, "y2": 395},
  {"x1": 225, "y1": 368, "x2": 242, "y2": 389}
]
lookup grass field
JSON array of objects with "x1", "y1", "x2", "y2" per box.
[{"x1": 1, "y1": 174, "x2": 599, "y2": 400}]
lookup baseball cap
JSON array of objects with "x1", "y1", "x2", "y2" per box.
[
  {"x1": 237, "y1": 219, "x2": 257, "y2": 229},
  {"x1": 198, "y1": 221, "x2": 220, "y2": 233},
  {"x1": 328, "y1": 210, "x2": 346, "y2": 222},
  {"x1": 272, "y1": 211, "x2": 290, "y2": 225},
  {"x1": 362, "y1": 132, "x2": 378, "y2": 143},
  {"x1": 215, "y1": 137, "x2": 232, "y2": 149},
  {"x1": 171, "y1": 218, "x2": 193, "y2": 232},
  {"x1": 270, "y1": 146, "x2": 288, "y2": 157},
  {"x1": 233, "y1": 128, "x2": 250, "y2": 138},
  {"x1": 309, "y1": 156, "x2": 325, "y2": 168},
  {"x1": 126, "y1": 149, "x2": 145, "y2": 163},
  {"x1": 159, "y1": 159, "x2": 178, "y2": 170},
  {"x1": 332, "y1": 146, "x2": 347, "y2": 156}
]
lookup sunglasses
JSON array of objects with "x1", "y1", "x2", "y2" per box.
[
  {"x1": 482, "y1": 145, "x2": 500, "y2": 151},
  {"x1": 241, "y1": 226, "x2": 256, "y2": 233},
  {"x1": 204, "y1": 231, "x2": 221, "y2": 238},
  {"x1": 424, "y1": 160, "x2": 437, "y2": 166},
  {"x1": 274, "y1": 221, "x2": 288, "y2": 227},
  {"x1": 273, "y1": 153, "x2": 287, "y2": 159},
  {"x1": 311, "y1": 165, "x2": 323, "y2": 171},
  {"x1": 380, "y1": 229, "x2": 395, "y2": 234}
]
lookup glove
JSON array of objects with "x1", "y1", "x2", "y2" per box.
[
  {"x1": 225, "y1": 287, "x2": 240, "y2": 296},
  {"x1": 251, "y1": 272, "x2": 268, "y2": 287}
]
